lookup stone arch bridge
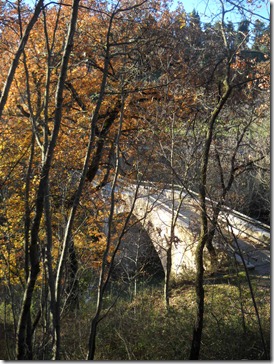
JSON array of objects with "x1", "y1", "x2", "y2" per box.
[{"x1": 101, "y1": 180, "x2": 270, "y2": 280}]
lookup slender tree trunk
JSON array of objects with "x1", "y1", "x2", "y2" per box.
[
  {"x1": 87, "y1": 313, "x2": 100, "y2": 360},
  {"x1": 65, "y1": 237, "x2": 79, "y2": 310},
  {"x1": 22, "y1": 135, "x2": 35, "y2": 359},
  {"x1": 17, "y1": 0, "x2": 80, "y2": 358},
  {"x1": 189, "y1": 78, "x2": 232, "y2": 360},
  {"x1": 164, "y1": 245, "x2": 172, "y2": 311},
  {"x1": 189, "y1": 180, "x2": 208, "y2": 360},
  {"x1": 86, "y1": 91, "x2": 126, "y2": 360},
  {"x1": 231, "y1": 231, "x2": 268, "y2": 359},
  {"x1": 52, "y1": 8, "x2": 113, "y2": 359},
  {"x1": 44, "y1": 181, "x2": 57, "y2": 354},
  {"x1": 189, "y1": 233, "x2": 207, "y2": 359},
  {"x1": 17, "y1": 163, "x2": 46, "y2": 359},
  {"x1": 0, "y1": 0, "x2": 44, "y2": 118},
  {"x1": 16, "y1": 258, "x2": 40, "y2": 359},
  {"x1": 205, "y1": 239, "x2": 217, "y2": 269}
]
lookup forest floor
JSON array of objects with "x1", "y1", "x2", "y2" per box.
[{"x1": 0, "y1": 265, "x2": 270, "y2": 360}]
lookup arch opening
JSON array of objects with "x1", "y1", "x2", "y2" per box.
[{"x1": 111, "y1": 213, "x2": 165, "y2": 284}]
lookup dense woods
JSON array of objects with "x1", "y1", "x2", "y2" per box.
[{"x1": 0, "y1": 0, "x2": 270, "y2": 360}]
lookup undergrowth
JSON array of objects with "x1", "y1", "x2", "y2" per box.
[
  {"x1": 61, "y1": 276, "x2": 270, "y2": 360},
  {"x1": 0, "y1": 275, "x2": 270, "y2": 360}
]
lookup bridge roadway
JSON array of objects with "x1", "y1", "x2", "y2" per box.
[{"x1": 102, "y1": 179, "x2": 270, "y2": 279}]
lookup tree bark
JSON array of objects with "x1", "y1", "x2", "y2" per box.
[
  {"x1": 189, "y1": 228, "x2": 207, "y2": 359},
  {"x1": 65, "y1": 238, "x2": 79, "y2": 310},
  {"x1": 52, "y1": 5, "x2": 113, "y2": 358},
  {"x1": 86, "y1": 90, "x2": 126, "y2": 360},
  {"x1": 189, "y1": 78, "x2": 232, "y2": 360},
  {"x1": 164, "y1": 245, "x2": 172, "y2": 311},
  {"x1": 16, "y1": 0, "x2": 80, "y2": 359},
  {"x1": 0, "y1": 0, "x2": 44, "y2": 118}
]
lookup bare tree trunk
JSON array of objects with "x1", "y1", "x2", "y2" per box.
[
  {"x1": 52, "y1": 8, "x2": 114, "y2": 359},
  {"x1": 16, "y1": 0, "x2": 80, "y2": 358},
  {"x1": 86, "y1": 90, "x2": 126, "y2": 360},
  {"x1": 0, "y1": 0, "x2": 44, "y2": 118},
  {"x1": 44, "y1": 181, "x2": 58, "y2": 354},
  {"x1": 65, "y1": 237, "x2": 79, "y2": 310},
  {"x1": 87, "y1": 312, "x2": 100, "y2": 360},
  {"x1": 164, "y1": 244, "x2": 172, "y2": 310},
  {"x1": 230, "y1": 229, "x2": 268, "y2": 359},
  {"x1": 189, "y1": 77, "x2": 232, "y2": 359},
  {"x1": 16, "y1": 242, "x2": 40, "y2": 359},
  {"x1": 189, "y1": 216, "x2": 207, "y2": 359},
  {"x1": 23, "y1": 135, "x2": 35, "y2": 359}
]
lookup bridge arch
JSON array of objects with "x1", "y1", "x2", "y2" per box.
[{"x1": 111, "y1": 213, "x2": 165, "y2": 282}]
